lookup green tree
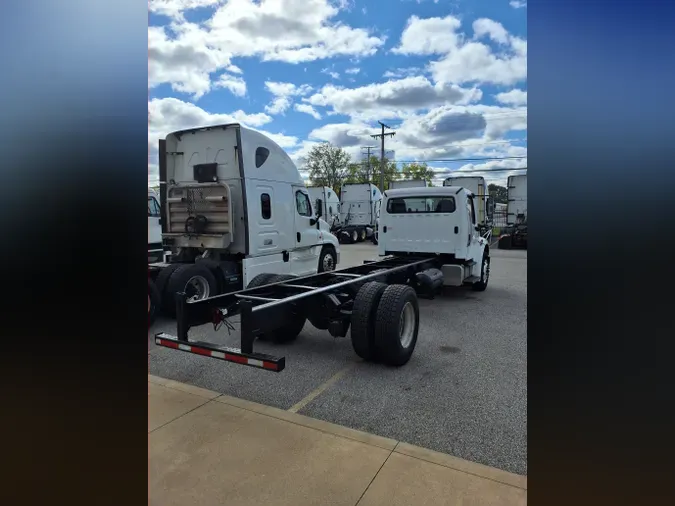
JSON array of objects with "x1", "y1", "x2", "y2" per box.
[
  {"x1": 488, "y1": 184, "x2": 508, "y2": 204},
  {"x1": 303, "y1": 143, "x2": 351, "y2": 192},
  {"x1": 400, "y1": 162, "x2": 435, "y2": 186}
]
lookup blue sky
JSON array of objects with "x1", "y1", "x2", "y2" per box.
[{"x1": 148, "y1": 0, "x2": 527, "y2": 186}]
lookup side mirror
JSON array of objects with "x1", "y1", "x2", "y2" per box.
[{"x1": 316, "y1": 199, "x2": 323, "y2": 217}]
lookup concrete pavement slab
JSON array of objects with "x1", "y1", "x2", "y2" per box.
[
  {"x1": 357, "y1": 451, "x2": 527, "y2": 506},
  {"x1": 148, "y1": 381, "x2": 211, "y2": 432},
  {"x1": 149, "y1": 397, "x2": 392, "y2": 506}
]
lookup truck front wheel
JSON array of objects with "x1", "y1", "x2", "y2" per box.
[
  {"x1": 318, "y1": 246, "x2": 337, "y2": 272},
  {"x1": 472, "y1": 252, "x2": 490, "y2": 292}
]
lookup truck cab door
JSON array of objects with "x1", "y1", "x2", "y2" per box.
[
  {"x1": 148, "y1": 195, "x2": 163, "y2": 262},
  {"x1": 291, "y1": 186, "x2": 321, "y2": 275},
  {"x1": 466, "y1": 197, "x2": 483, "y2": 265}
]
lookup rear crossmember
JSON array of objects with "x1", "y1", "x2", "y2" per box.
[{"x1": 155, "y1": 255, "x2": 438, "y2": 372}]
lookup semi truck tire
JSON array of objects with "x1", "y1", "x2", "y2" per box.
[
  {"x1": 350, "y1": 282, "x2": 388, "y2": 361},
  {"x1": 156, "y1": 263, "x2": 182, "y2": 314},
  {"x1": 472, "y1": 252, "x2": 490, "y2": 292},
  {"x1": 351, "y1": 229, "x2": 359, "y2": 243},
  {"x1": 358, "y1": 228, "x2": 367, "y2": 242},
  {"x1": 318, "y1": 246, "x2": 337, "y2": 272},
  {"x1": 266, "y1": 274, "x2": 306, "y2": 344},
  {"x1": 148, "y1": 278, "x2": 161, "y2": 328},
  {"x1": 374, "y1": 285, "x2": 420, "y2": 366},
  {"x1": 164, "y1": 263, "x2": 218, "y2": 318}
]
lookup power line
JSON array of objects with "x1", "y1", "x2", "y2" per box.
[
  {"x1": 395, "y1": 155, "x2": 527, "y2": 164},
  {"x1": 398, "y1": 138, "x2": 527, "y2": 151}
]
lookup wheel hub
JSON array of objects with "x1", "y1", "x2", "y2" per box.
[
  {"x1": 185, "y1": 275, "x2": 210, "y2": 302},
  {"x1": 399, "y1": 302, "x2": 415, "y2": 348}
]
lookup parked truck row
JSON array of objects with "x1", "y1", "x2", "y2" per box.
[{"x1": 498, "y1": 174, "x2": 527, "y2": 250}]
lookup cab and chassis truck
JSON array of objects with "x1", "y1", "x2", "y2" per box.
[{"x1": 155, "y1": 185, "x2": 491, "y2": 372}]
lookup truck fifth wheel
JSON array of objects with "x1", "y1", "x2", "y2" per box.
[{"x1": 156, "y1": 181, "x2": 490, "y2": 371}]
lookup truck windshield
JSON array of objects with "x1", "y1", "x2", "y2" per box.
[{"x1": 387, "y1": 196, "x2": 455, "y2": 214}]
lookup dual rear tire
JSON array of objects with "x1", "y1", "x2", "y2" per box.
[{"x1": 350, "y1": 282, "x2": 419, "y2": 366}]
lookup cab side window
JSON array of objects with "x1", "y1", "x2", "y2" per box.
[
  {"x1": 148, "y1": 197, "x2": 160, "y2": 217},
  {"x1": 295, "y1": 191, "x2": 312, "y2": 217}
]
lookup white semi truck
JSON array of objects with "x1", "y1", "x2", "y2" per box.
[
  {"x1": 498, "y1": 174, "x2": 527, "y2": 249},
  {"x1": 336, "y1": 183, "x2": 382, "y2": 243},
  {"x1": 307, "y1": 186, "x2": 340, "y2": 230},
  {"x1": 442, "y1": 175, "x2": 493, "y2": 237},
  {"x1": 154, "y1": 184, "x2": 490, "y2": 372},
  {"x1": 147, "y1": 123, "x2": 341, "y2": 323}
]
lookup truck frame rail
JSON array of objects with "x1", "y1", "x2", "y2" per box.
[{"x1": 155, "y1": 255, "x2": 438, "y2": 372}]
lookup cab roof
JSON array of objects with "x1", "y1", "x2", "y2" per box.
[{"x1": 384, "y1": 186, "x2": 474, "y2": 197}]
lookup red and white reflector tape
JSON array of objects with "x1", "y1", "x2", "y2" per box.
[{"x1": 155, "y1": 334, "x2": 281, "y2": 371}]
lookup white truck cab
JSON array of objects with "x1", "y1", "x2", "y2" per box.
[
  {"x1": 307, "y1": 186, "x2": 341, "y2": 230},
  {"x1": 151, "y1": 123, "x2": 340, "y2": 317},
  {"x1": 337, "y1": 183, "x2": 382, "y2": 243},
  {"x1": 378, "y1": 186, "x2": 489, "y2": 288}
]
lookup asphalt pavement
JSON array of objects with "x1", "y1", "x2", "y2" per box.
[{"x1": 149, "y1": 242, "x2": 527, "y2": 475}]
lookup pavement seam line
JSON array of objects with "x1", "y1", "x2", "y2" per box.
[
  {"x1": 216, "y1": 397, "x2": 395, "y2": 449},
  {"x1": 392, "y1": 450, "x2": 527, "y2": 490},
  {"x1": 148, "y1": 397, "x2": 216, "y2": 435},
  {"x1": 354, "y1": 442, "x2": 399, "y2": 506},
  {"x1": 287, "y1": 363, "x2": 356, "y2": 413}
]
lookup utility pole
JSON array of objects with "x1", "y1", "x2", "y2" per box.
[
  {"x1": 360, "y1": 146, "x2": 376, "y2": 180},
  {"x1": 371, "y1": 121, "x2": 396, "y2": 190}
]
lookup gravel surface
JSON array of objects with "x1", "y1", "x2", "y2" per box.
[{"x1": 149, "y1": 243, "x2": 527, "y2": 474}]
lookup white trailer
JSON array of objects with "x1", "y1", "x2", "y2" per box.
[
  {"x1": 506, "y1": 174, "x2": 527, "y2": 225},
  {"x1": 442, "y1": 175, "x2": 493, "y2": 229},
  {"x1": 307, "y1": 186, "x2": 340, "y2": 229},
  {"x1": 337, "y1": 183, "x2": 382, "y2": 243},
  {"x1": 148, "y1": 123, "x2": 341, "y2": 322},
  {"x1": 155, "y1": 185, "x2": 490, "y2": 372},
  {"x1": 389, "y1": 179, "x2": 427, "y2": 189}
]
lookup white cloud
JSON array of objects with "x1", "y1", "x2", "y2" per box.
[
  {"x1": 149, "y1": 1, "x2": 385, "y2": 99},
  {"x1": 392, "y1": 15, "x2": 527, "y2": 87},
  {"x1": 305, "y1": 76, "x2": 482, "y2": 120},
  {"x1": 294, "y1": 104, "x2": 322, "y2": 120},
  {"x1": 392, "y1": 15, "x2": 462, "y2": 56},
  {"x1": 345, "y1": 67, "x2": 360, "y2": 75},
  {"x1": 509, "y1": 1, "x2": 527, "y2": 9},
  {"x1": 149, "y1": 0, "x2": 222, "y2": 20},
  {"x1": 495, "y1": 89, "x2": 527, "y2": 106},
  {"x1": 264, "y1": 81, "x2": 313, "y2": 115},
  {"x1": 472, "y1": 18, "x2": 510, "y2": 45},
  {"x1": 213, "y1": 73, "x2": 247, "y2": 97}
]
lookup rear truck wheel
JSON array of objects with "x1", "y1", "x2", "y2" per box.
[
  {"x1": 266, "y1": 274, "x2": 307, "y2": 344},
  {"x1": 318, "y1": 246, "x2": 337, "y2": 272},
  {"x1": 156, "y1": 263, "x2": 182, "y2": 314},
  {"x1": 350, "y1": 282, "x2": 388, "y2": 361},
  {"x1": 472, "y1": 252, "x2": 490, "y2": 292},
  {"x1": 351, "y1": 229, "x2": 359, "y2": 243},
  {"x1": 359, "y1": 228, "x2": 367, "y2": 242},
  {"x1": 148, "y1": 278, "x2": 161, "y2": 328},
  {"x1": 374, "y1": 285, "x2": 420, "y2": 366},
  {"x1": 165, "y1": 263, "x2": 219, "y2": 318}
]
